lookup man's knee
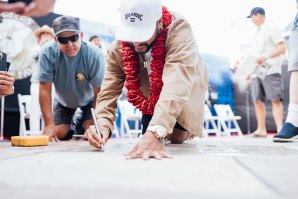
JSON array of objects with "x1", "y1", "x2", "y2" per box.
[
  {"x1": 271, "y1": 99, "x2": 282, "y2": 105},
  {"x1": 166, "y1": 129, "x2": 191, "y2": 144},
  {"x1": 55, "y1": 124, "x2": 72, "y2": 140}
]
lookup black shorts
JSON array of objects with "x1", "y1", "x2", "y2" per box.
[{"x1": 53, "y1": 99, "x2": 93, "y2": 126}]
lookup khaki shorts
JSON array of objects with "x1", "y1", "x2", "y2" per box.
[{"x1": 250, "y1": 74, "x2": 284, "y2": 102}]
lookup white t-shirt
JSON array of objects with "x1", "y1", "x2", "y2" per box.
[{"x1": 251, "y1": 21, "x2": 285, "y2": 75}]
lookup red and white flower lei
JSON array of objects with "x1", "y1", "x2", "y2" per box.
[{"x1": 121, "y1": 6, "x2": 172, "y2": 114}]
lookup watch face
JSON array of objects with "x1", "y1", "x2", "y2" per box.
[{"x1": 0, "y1": 12, "x2": 39, "y2": 79}]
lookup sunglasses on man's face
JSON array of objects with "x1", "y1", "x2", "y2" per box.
[{"x1": 57, "y1": 34, "x2": 79, "y2": 44}]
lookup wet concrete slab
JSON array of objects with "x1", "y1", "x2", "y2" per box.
[{"x1": 0, "y1": 137, "x2": 297, "y2": 199}]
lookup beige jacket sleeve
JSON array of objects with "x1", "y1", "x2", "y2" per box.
[
  {"x1": 148, "y1": 14, "x2": 202, "y2": 134},
  {"x1": 95, "y1": 43, "x2": 125, "y2": 132}
]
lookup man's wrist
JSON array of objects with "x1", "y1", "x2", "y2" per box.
[
  {"x1": 100, "y1": 125, "x2": 112, "y2": 138},
  {"x1": 147, "y1": 125, "x2": 167, "y2": 139},
  {"x1": 146, "y1": 130, "x2": 165, "y2": 144}
]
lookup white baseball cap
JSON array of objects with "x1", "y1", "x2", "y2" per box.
[{"x1": 115, "y1": 0, "x2": 162, "y2": 42}]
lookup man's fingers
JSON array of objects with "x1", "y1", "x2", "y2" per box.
[
  {"x1": 152, "y1": 151, "x2": 162, "y2": 160},
  {"x1": 86, "y1": 128, "x2": 101, "y2": 148},
  {"x1": 124, "y1": 145, "x2": 138, "y2": 156},
  {"x1": 22, "y1": 2, "x2": 38, "y2": 16},
  {"x1": 0, "y1": 2, "x2": 25, "y2": 13},
  {"x1": 125, "y1": 150, "x2": 142, "y2": 159},
  {"x1": 54, "y1": 135, "x2": 60, "y2": 142},
  {"x1": 22, "y1": 0, "x2": 55, "y2": 17},
  {"x1": 0, "y1": 75, "x2": 15, "y2": 86},
  {"x1": 142, "y1": 151, "x2": 151, "y2": 160},
  {"x1": 0, "y1": 71, "x2": 15, "y2": 78},
  {"x1": 0, "y1": 85, "x2": 11, "y2": 90},
  {"x1": 160, "y1": 152, "x2": 173, "y2": 159},
  {"x1": 101, "y1": 128, "x2": 110, "y2": 145}
]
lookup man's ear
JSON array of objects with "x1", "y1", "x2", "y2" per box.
[
  {"x1": 158, "y1": 18, "x2": 163, "y2": 28},
  {"x1": 80, "y1": 32, "x2": 84, "y2": 40},
  {"x1": 53, "y1": 36, "x2": 58, "y2": 43}
]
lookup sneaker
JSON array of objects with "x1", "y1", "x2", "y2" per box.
[{"x1": 273, "y1": 123, "x2": 298, "y2": 142}]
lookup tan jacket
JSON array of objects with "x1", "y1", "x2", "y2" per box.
[{"x1": 95, "y1": 12, "x2": 208, "y2": 137}]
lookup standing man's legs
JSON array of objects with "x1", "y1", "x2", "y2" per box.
[
  {"x1": 262, "y1": 73, "x2": 284, "y2": 133},
  {"x1": 250, "y1": 77, "x2": 267, "y2": 136},
  {"x1": 253, "y1": 100, "x2": 267, "y2": 135}
]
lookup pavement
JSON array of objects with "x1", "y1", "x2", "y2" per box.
[{"x1": 0, "y1": 136, "x2": 298, "y2": 199}]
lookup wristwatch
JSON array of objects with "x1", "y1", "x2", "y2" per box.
[{"x1": 147, "y1": 125, "x2": 167, "y2": 139}]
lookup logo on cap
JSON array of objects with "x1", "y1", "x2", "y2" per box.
[{"x1": 125, "y1": 12, "x2": 143, "y2": 22}]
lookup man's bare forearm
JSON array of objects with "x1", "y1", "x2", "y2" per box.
[
  {"x1": 268, "y1": 42, "x2": 286, "y2": 59},
  {"x1": 39, "y1": 84, "x2": 54, "y2": 126}
]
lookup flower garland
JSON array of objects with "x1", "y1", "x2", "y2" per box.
[{"x1": 122, "y1": 6, "x2": 172, "y2": 114}]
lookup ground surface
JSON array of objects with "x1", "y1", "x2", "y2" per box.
[{"x1": 0, "y1": 136, "x2": 297, "y2": 199}]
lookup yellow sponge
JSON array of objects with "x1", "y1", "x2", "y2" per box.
[{"x1": 11, "y1": 136, "x2": 49, "y2": 147}]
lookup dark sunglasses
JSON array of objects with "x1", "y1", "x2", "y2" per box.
[{"x1": 57, "y1": 34, "x2": 79, "y2": 44}]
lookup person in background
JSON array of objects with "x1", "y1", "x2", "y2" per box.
[
  {"x1": 85, "y1": 0, "x2": 208, "y2": 160},
  {"x1": 273, "y1": 0, "x2": 298, "y2": 142},
  {"x1": 247, "y1": 7, "x2": 286, "y2": 137},
  {"x1": 30, "y1": 25, "x2": 54, "y2": 133},
  {"x1": 89, "y1": 35, "x2": 102, "y2": 49},
  {"x1": 0, "y1": 0, "x2": 56, "y2": 17},
  {"x1": 39, "y1": 16, "x2": 105, "y2": 141}
]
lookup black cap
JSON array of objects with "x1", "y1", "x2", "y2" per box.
[
  {"x1": 247, "y1": 7, "x2": 265, "y2": 18},
  {"x1": 52, "y1": 16, "x2": 80, "y2": 36}
]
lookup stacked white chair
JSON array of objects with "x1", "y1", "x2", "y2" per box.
[
  {"x1": 214, "y1": 104, "x2": 243, "y2": 136},
  {"x1": 117, "y1": 100, "x2": 142, "y2": 138},
  {"x1": 18, "y1": 94, "x2": 43, "y2": 136},
  {"x1": 203, "y1": 104, "x2": 221, "y2": 137}
]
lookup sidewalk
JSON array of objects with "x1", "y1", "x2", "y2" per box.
[{"x1": 0, "y1": 136, "x2": 297, "y2": 199}]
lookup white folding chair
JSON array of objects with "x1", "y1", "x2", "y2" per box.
[
  {"x1": 214, "y1": 104, "x2": 243, "y2": 136},
  {"x1": 18, "y1": 94, "x2": 43, "y2": 136},
  {"x1": 112, "y1": 119, "x2": 120, "y2": 138},
  {"x1": 117, "y1": 100, "x2": 142, "y2": 138},
  {"x1": 203, "y1": 104, "x2": 221, "y2": 137}
]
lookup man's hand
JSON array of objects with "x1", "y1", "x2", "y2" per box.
[
  {"x1": 43, "y1": 125, "x2": 59, "y2": 142},
  {"x1": 85, "y1": 125, "x2": 110, "y2": 149},
  {"x1": 256, "y1": 56, "x2": 267, "y2": 65},
  {"x1": 22, "y1": 0, "x2": 56, "y2": 17},
  {"x1": 0, "y1": 0, "x2": 56, "y2": 17},
  {"x1": 0, "y1": 1, "x2": 25, "y2": 14},
  {"x1": 0, "y1": 71, "x2": 15, "y2": 95},
  {"x1": 124, "y1": 131, "x2": 173, "y2": 160}
]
